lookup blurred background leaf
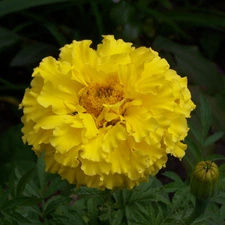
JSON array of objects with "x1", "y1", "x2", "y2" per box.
[{"x1": 0, "y1": 0, "x2": 225, "y2": 224}]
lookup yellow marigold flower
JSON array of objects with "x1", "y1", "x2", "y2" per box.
[{"x1": 20, "y1": 35, "x2": 195, "y2": 189}]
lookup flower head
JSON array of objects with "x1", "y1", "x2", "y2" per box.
[{"x1": 20, "y1": 35, "x2": 195, "y2": 189}]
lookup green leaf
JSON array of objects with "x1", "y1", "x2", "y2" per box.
[
  {"x1": 163, "y1": 182, "x2": 183, "y2": 193},
  {"x1": 153, "y1": 36, "x2": 223, "y2": 93},
  {"x1": 163, "y1": 171, "x2": 183, "y2": 184},
  {"x1": 0, "y1": 124, "x2": 35, "y2": 162},
  {"x1": 0, "y1": 0, "x2": 75, "y2": 18},
  {"x1": 87, "y1": 198, "x2": 98, "y2": 225},
  {"x1": 43, "y1": 175, "x2": 65, "y2": 198},
  {"x1": 160, "y1": 0, "x2": 172, "y2": 9},
  {"x1": 10, "y1": 42, "x2": 58, "y2": 67},
  {"x1": 1, "y1": 211, "x2": 31, "y2": 223},
  {"x1": 37, "y1": 152, "x2": 48, "y2": 194},
  {"x1": 20, "y1": 11, "x2": 67, "y2": 46},
  {"x1": 188, "y1": 122, "x2": 203, "y2": 146},
  {"x1": 112, "y1": 209, "x2": 124, "y2": 225},
  {"x1": 203, "y1": 131, "x2": 224, "y2": 147},
  {"x1": 44, "y1": 196, "x2": 68, "y2": 216},
  {"x1": 113, "y1": 189, "x2": 132, "y2": 206},
  {"x1": 205, "y1": 154, "x2": 225, "y2": 162},
  {"x1": 185, "y1": 137, "x2": 202, "y2": 161},
  {"x1": 148, "y1": 204, "x2": 164, "y2": 225},
  {"x1": 0, "y1": 27, "x2": 21, "y2": 51},
  {"x1": 16, "y1": 167, "x2": 35, "y2": 196},
  {"x1": 15, "y1": 167, "x2": 41, "y2": 197},
  {"x1": 52, "y1": 207, "x2": 88, "y2": 225},
  {"x1": 200, "y1": 95, "x2": 212, "y2": 141},
  {"x1": 0, "y1": 184, "x2": 13, "y2": 208},
  {"x1": 2, "y1": 197, "x2": 42, "y2": 210},
  {"x1": 219, "y1": 204, "x2": 225, "y2": 221},
  {"x1": 183, "y1": 155, "x2": 195, "y2": 171},
  {"x1": 126, "y1": 204, "x2": 146, "y2": 225},
  {"x1": 136, "y1": 6, "x2": 187, "y2": 38},
  {"x1": 128, "y1": 189, "x2": 154, "y2": 204},
  {"x1": 18, "y1": 223, "x2": 43, "y2": 225},
  {"x1": 165, "y1": 10, "x2": 225, "y2": 28}
]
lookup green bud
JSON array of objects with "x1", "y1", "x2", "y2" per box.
[{"x1": 190, "y1": 161, "x2": 219, "y2": 200}]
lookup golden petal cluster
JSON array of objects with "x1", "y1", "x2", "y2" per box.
[{"x1": 20, "y1": 35, "x2": 195, "y2": 189}]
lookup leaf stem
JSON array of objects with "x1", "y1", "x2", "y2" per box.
[{"x1": 186, "y1": 198, "x2": 209, "y2": 225}]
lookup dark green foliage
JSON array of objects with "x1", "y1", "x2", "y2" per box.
[{"x1": 1, "y1": 0, "x2": 225, "y2": 224}]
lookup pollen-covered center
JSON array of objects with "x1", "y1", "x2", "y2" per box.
[{"x1": 80, "y1": 77, "x2": 124, "y2": 118}]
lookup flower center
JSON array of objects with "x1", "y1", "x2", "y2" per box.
[{"x1": 80, "y1": 77, "x2": 124, "y2": 118}]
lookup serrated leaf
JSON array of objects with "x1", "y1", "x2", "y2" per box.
[
  {"x1": 211, "y1": 191, "x2": 225, "y2": 205},
  {"x1": 113, "y1": 189, "x2": 132, "y2": 206},
  {"x1": 112, "y1": 209, "x2": 123, "y2": 225},
  {"x1": 2, "y1": 197, "x2": 42, "y2": 210},
  {"x1": 10, "y1": 42, "x2": 58, "y2": 66},
  {"x1": 148, "y1": 204, "x2": 156, "y2": 225},
  {"x1": 126, "y1": 204, "x2": 146, "y2": 225},
  {"x1": 122, "y1": 189, "x2": 133, "y2": 205},
  {"x1": 203, "y1": 131, "x2": 224, "y2": 147},
  {"x1": 129, "y1": 189, "x2": 154, "y2": 203},
  {"x1": 171, "y1": 186, "x2": 190, "y2": 207},
  {"x1": 163, "y1": 182, "x2": 182, "y2": 193},
  {"x1": 87, "y1": 198, "x2": 98, "y2": 225},
  {"x1": 53, "y1": 207, "x2": 88, "y2": 225},
  {"x1": 153, "y1": 194, "x2": 170, "y2": 205},
  {"x1": 148, "y1": 204, "x2": 164, "y2": 225},
  {"x1": 163, "y1": 171, "x2": 183, "y2": 184},
  {"x1": 44, "y1": 196, "x2": 68, "y2": 216},
  {"x1": 43, "y1": 176, "x2": 64, "y2": 198},
  {"x1": 1, "y1": 211, "x2": 31, "y2": 223},
  {"x1": 16, "y1": 167, "x2": 35, "y2": 196}
]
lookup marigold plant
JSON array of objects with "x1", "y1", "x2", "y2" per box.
[{"x1": 20, "y1": 35, "x2": 195, "y2": 189}]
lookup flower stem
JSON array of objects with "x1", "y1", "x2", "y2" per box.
[{"x1": 186, "y1": 198, "x2": 209, "y2": 225}]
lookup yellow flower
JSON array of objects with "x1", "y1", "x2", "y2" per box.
[{"x1": 20, "y1": 35, "x2": 195, "y2": 189}]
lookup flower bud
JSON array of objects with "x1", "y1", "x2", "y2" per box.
[{"x1": 190, "y1": 161, "x2": 219, "y2": 200}]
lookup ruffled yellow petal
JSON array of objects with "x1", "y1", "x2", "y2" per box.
[
  {"x1": 124, "y1": 106, "x2": 158, "y2": 143},
  {"x1": 130, "y1": 47, "x2": 155, "y2": 70},
  {"x1": 50, "y1": 123, "x2": 82, "y2": 154},
  {"x1": 102, "y1": 124, "x2": 127, "y2": 153},
  {"x1": 142, "y1": 81, "x2": 176, "y2": 115},
  {"x1": 37, "y1": 81, "x2": 78, "y2": 114},
  {"x1": 80, "y1": 132, "x2": 106, "y2": 161},
  {"x1": 97, "y1": 35, "x2": 134, "y2": 56},
  {"x1": 117, "y1": 64, "x2": 139, "y2": 98},
  {"x1": 59, "y1": 40, "x2": 98, "y2": 69},
  {"x1": 20, "y1": 35, "x2": 195, "y2": 189},
  {"x1": 80, "y1": 158, "x2": 111, "y2": 176},
  {"x1": 54, "y1": 146, "x2": 80, "y2": 167}
]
